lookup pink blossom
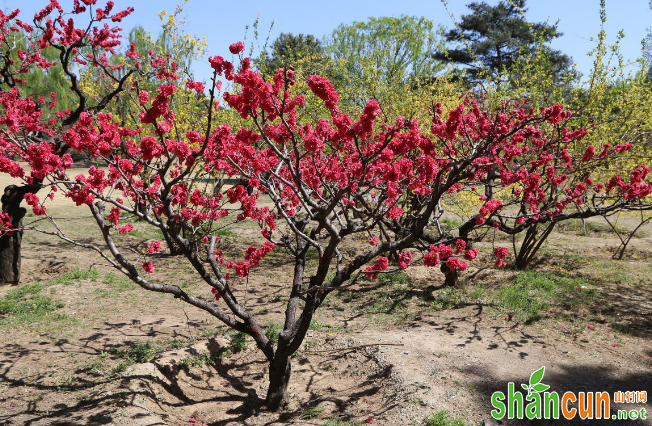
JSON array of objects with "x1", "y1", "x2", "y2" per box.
[
  {"x1": 229, "y1": 41, "x2": 245, "y2": 54},
  {"x1": 148, "y1": 241, "x2": 161, "y2": 253}
]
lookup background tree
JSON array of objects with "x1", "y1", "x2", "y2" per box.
[
  {"x1": 323, "y1": 15, "x2": 446, "y2": 112},
  {"x1": 434, "y1": 0, "x2": 572, "y2": 86},
  {"x1": 260, "y1": 33, "x2": 325, "y2": 77}
]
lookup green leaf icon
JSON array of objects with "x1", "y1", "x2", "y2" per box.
[
  {"x1": 532, "y1": 383, "x2": 550, "y2": 392},
  {"x1": 521, "y1": 384, "x2": 529, "y2": 390},
  {"x1": 529, "y1": 366, "x2": 545, "y2": 386}
]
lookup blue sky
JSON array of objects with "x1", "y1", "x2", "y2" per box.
[{"x1": 8, "y1": 0, "x2": 652, "y2": 83}]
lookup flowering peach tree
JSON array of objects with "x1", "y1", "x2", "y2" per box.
[{"x1": 1, "y1": 0, "x2": 651, "y2": 410}]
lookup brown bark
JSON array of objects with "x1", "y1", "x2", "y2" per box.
[
  {"x1": 0, "y1": 184, "x2": 39, "y2": 284},
  {"x1": 265, "y1": 355, "x2": 292, "y2": 411}
]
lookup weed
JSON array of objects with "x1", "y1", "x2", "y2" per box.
[
  {"x1": 177, "y1": 351, "x2": 216, "y2": 370},
  {"x1": 108, "y1": 341, "x2": 157, "y2": 374},
  {"x1": 421, "y1": 410, "x2": 469, "y2": 426},
  {"x1": 557, "y1": 219, "x2": 642, "y2": 237},
  {"x1": 60, "y1": 373, "x2": 79, "y2": 387},
  {"x1": 265, "y1": 321, "x2": 283, "y2": 344},
  {"x1": 300, "y1": 406, "x2": 324, "y2": 420},
  {"x1": 468, "y1": 285, "x2": 488, "y2": 300},
  {"x1": 102, "y1": 273, "x2": 133, "y2": 288},
  {"x1": 321, "y1": 362, "x2": 336, "y2": 371},
  {"x1": 230, "y1": 331, "x2": 249, "y2": 353}
]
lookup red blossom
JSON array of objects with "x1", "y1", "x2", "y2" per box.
[
  {"x1": 229, "y1": 41, "x2": 245, "y2": 54},
  {"x1": 363, "y1": 257, "x2": 389, "y2": 279}
]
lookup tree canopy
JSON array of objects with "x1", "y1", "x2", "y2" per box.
[
  {"x1": 434, "y1": 0, "x2": 572, "y2": 85},
  {"x1": 261, "y1": 33, "x2": 325, "y2": 76}
]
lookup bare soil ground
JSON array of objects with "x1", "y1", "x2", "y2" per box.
[{"x1": 0, "y1": 170, "x2": 650, "y2": 426}]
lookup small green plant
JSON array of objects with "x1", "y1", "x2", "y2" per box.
[
  {"x1": 300, "y1": 406, "x2": 324, "y2": 419},
  {"x1": 230, "y1": 331, "x2": 249, "y2": 353},
  {"x1": 421, "y1": 410, "x2": 469, "y2": 426},
  {"x1": 265, "y1": 321, "x2": 283, "y2": 344},
  {"x1": 177, "y1": 351, "x2": 216, "y2": 370},
  {"x1": 81, "y1": 351, "x2": 110, "y2": 374},
  {"x1": 109, "y1": 341, "x2": 157, "y2": 374}
]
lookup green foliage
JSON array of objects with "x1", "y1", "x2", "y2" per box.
[
  {"x1": 317, "y1": 15, "x2": 459, "y2": 121},
  {"x1": 109, "y1": 341, "x2": 157, "y2": 374},
  {"x1": 2, "y1": 30, "x2": 75, "y2": 112},
  {"x1": 261, "y1": 33, "x2": 325, "y2": 76},
  {"x1": 230, "y1": 331, "x2": 249, "y2": 353},
  {"x1": 421, "y1": 410, "x2": 470, "y2": 426},
  {"x1": 177, "y1": 351, "x2": 217, "y2": 370},
  {"x1": 325, "y1": 15, "x2": 444, "y2": 85},
  {"x1": 431, "y1": 287, "x2": 463, "y2": 311},
  {"x1": 309, "y1": 320, "x2": 349, "y2": 333},
  {"x1": 265, "y1": 321, "x2": 283, "y2": 344},
  {"x1": 300, "y1": 406, "x2": 324, "y2": 419},
  {"x1": 0, "y1": 283, "x2": 65, "y2": 324},
  {"x1": 435, "y1": 0, "x2": 571, "y2": 85}
]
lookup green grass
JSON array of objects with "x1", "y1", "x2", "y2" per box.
[
  {"x1": 585, "y1": 261, "x2": 652, "y2": 287},
  {"x1": 494, "y1": 270, "x2": 599, "y2": 324},
  {"x1": 177, "y1": 351, "x2": 217, "y2": 370},
  {"x1": 328, "y1": 271, "x2": 434, "y2": 323},
  {"x1": 48, "y1": 269, "x2": 100, "y2": 285},
  {"x1": 108, "y1": 341, "x2": 157, "y2": 374},
  {"x1": 300, "y1": 406, "x2": 324, "y2": 420},
  {"x1": 0, "y1": 283, "x2": 67, "y2": 325},
  {"x1": 309, "y1": 320, "x2": 349, "y2": 333},
  {"x1": 127, "y1": 225, "x2": 165, "y2": 240},
  {"x1": 431, "y1": 287, "x2": 464, "y2": 311},
  {"x1": 439, "y1": 218, "x2": 463, "y2": 231},
  {"x1": 421, "y1": 410, "x2": 470, "y2": 426},
  {"x1": 556, "y1": 219, "x2": 644, "y2": 237},
  {"x1": 95, "y1": 273, "x2": 134, "y2": 298}
]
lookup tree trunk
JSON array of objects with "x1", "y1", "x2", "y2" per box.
[
  {"x1": 513, "y1": 222, "x2": 555, "y2": 270},
  {"x1": 0, "y1": 185, "x2": 33, "y2": 284},
  {"x1": 440, "y1": 261, "x2": 460, "y2": 287},
  {"x1": 265, "y1": 355, "x2": 292, "y2": 411}
]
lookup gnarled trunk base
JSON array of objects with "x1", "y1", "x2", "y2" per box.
[{"x1": 265, "y1": 356, "x2": 291, "y2": 411}]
